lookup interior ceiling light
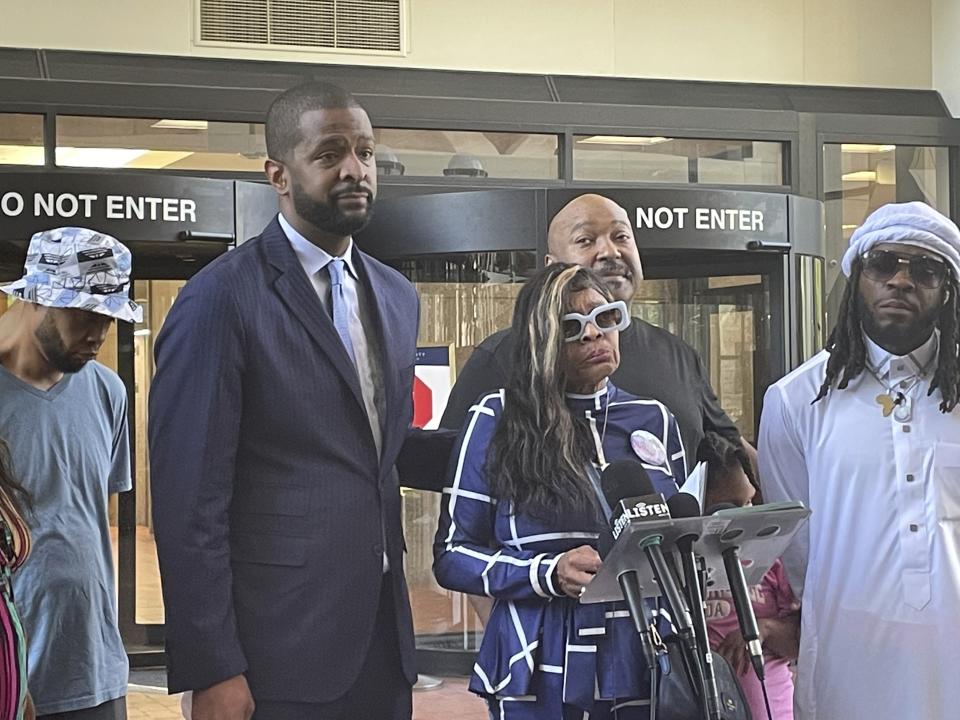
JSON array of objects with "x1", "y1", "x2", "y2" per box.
[
  {"x1": 0, "y1": 145, "x2": 44, "y2": 165},
  {"x1": 842, "y1": 224, "x2": 859, "y2": 230},
  {"x1": 841, "y1": 170, "x2": 877, "y2": 182},
  {"x1": 840, "y1": 143, "x2": 895, "y2": 154},
  {"x1": 150, "y1": 119, "x2": 210, "y2": 130},
  {"x1": 55, "y1": 147, "x2": 151, "y2": 168},
  {"x1": 578, "y1": 135, "x2": 671, "y2": 146}
]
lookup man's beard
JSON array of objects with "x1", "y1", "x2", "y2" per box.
[
  {"x1": 857, "y1": 291, "x2": 940, "y2": 350},
  {"x1": 292, "y1": 181, "x2": 374, "y2": 237},
  {"x1": 35, "y1": 314, "x2": 88, "y2": 374}
]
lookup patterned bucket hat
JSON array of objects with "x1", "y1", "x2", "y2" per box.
[{"x1": 0, "y1": 227, "x2": 143, "y2": 323}]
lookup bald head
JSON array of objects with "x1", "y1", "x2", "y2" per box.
[{"x1": 546, "y1": 194, "x2": 643, "y2": 302}]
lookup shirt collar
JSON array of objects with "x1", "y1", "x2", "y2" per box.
[
  {"x1": 863, "y1": 329, "x2": 939, "y2": 380},
  {"x1": 278, "y1": 212, "x2": 358, "y2": 280},
  {"x1": 565, "y1": 380, "x2": 615, "y2": 412}
]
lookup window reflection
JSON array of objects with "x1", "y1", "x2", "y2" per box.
[
  {"x1": 0, "y1": 113, "x2": 44, "y2": 166},
  {"x1": 52, "y1": 118, "x2": 560, "y2": 180},
  {"x1": 573, "y1": 135, "x2": 784, "y2": 186},
  {"x1": 56, "y1": 116, "x2": 266, "y2": 171},
  {"x1": 797, "y1": 256, "x2": 825, "y2": 362},
  {"x1": 632, "y1": 275, "x2": 768, "y2": 441},
  {"x1": 374, "y1": 129, "x2": 559, "y2": 180}
]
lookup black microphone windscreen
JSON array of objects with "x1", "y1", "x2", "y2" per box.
[
  {"x1": 705, "y1": 501, "x2": 738, "y2": 515},
  {"x1": 599, "y1": 460, "x2": 654, "y2": 507},
  {"x1": 666, "y1": 492, "x2": 700, "y2": 519}
]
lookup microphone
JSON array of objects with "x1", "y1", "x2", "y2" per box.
[
  {"x1": 668, "y1": 493, "x2": 721, "y2": 720},
  {"x1": 611, "y1": 470, "x2": 694, "y2": 637},
  {"x1": 706, "y1": 502, "x2": 766, "y2": 682},
  {"x1": 606, "y1": 464, "x2": 709, "y2": 715},
  {"x1": 596, "y1": 461, "x2": 662, "y2": 670},
  {"x1": 667, "y1": 494, "x2": 706, "y2": 625},
  {"x1": 600, "y1": 463, "x2": 699, "y2": 676}
]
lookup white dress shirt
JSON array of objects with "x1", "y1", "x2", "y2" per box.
[
  {"x1": 759, "y1": 331, "x2": 960, "y2": 719},
  {"x1": 279, "y1": 213, "x2": 389, "y2": 571}
]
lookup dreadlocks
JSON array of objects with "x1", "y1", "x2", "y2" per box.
[
  {"x1": 813, "y1": 261, "x2": 960, "y2": 412},
  {"x1": 930, "y1": 276, "x2": 960, "y2": 411},
  {"x1": 813, "y1": 263, "x2": 869, "y2": 404}
]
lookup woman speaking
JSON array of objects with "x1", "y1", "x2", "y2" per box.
[{"x1": 434, "y1": 264, "x2": 686, "y2": 719}]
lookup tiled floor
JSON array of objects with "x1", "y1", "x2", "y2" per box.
[
  {"x1": 128, "y1": 690, "x2": 181, "y2": 720},
  {"x1": 128, "y1": 678, "x2": 489, "y2": 720}
]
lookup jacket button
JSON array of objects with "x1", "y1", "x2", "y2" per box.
[{"x1": 373, "y1": 543, "x2": 384, "y2": 556}]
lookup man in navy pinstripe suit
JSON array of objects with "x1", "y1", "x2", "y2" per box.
[{"x1": 149, "y1": 82, "x2": 450, "y2": 720}]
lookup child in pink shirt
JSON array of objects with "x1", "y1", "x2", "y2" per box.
[{"x1": 699, "y1": 432, "x2": 800, "y2": 720}]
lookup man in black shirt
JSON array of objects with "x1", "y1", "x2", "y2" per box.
[{"x1": 441, "y1": 193, "x2": 743, "y2": 460}]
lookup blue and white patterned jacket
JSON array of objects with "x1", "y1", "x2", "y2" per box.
[{"x1": 434, "y1": 383, "x2": 686, "y2": 711}]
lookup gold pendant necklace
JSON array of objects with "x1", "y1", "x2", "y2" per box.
[
  {"x1": 874, "y1": 392, "x2": 902, "y2": 418},
  {"x1": 866, "y1": 351, "x2": 933, "y2": 420}
]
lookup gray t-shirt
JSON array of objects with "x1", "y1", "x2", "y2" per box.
[{"x1": 0, "y1": 360, "x2": 131, "y2": 714}]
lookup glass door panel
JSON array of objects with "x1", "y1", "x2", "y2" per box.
[
  {"x1": 633, "y1": 274, "x2": 770, "y2": 442},
  {"x1": 397, "y1": 252, "x2": 533, "y2": 662},
  {"x1": 131, "y1": 280, "x2": 185, "y2": 625},
  {"x1": 393, "y1": 252, "x2": 774, "y2": 668}
]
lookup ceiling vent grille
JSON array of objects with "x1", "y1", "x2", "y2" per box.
[{"x1": 198, "y1": 0, "x2": 403, "y2": 53}]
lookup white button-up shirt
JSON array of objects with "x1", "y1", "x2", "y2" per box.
[
  {"x1": 279, "y1": 213, "x2": 389, "y2": 571},
  {"x1": 759, "y1": 332, "x2": 960, "y2": 719}
]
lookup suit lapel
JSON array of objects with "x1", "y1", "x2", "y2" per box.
[
  {"x1": 261, "y1": 219, "x2": 367, "y2": 414},
  {"x1": 355, "y1": 250, "x2": 410, "y2": 466}
]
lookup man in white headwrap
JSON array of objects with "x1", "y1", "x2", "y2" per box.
[{"x1": 759, "y1": 201, "x2": 960, "y2": 719}]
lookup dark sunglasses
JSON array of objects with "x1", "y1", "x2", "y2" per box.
[
  {"x1": 561, "y1": 300, "x2": 630, "y2": 342},
  {"x1": 861, "y1": 249, "x2": 949, "y2": 289}
]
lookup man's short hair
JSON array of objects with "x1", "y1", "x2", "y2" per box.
[{"x1": 265, "y1": 81, "x2": 362, "y2": 161}]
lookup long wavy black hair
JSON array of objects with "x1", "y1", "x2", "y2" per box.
[
  {"x1": 0, "y1": 439, "x2": 32, "y2": 566},
  {"x1": 813, "y1": 259, "x2": 960, "y2": 412},
  {"x1": 486, "y1": 263, "x2": 614, "y2": 519}
]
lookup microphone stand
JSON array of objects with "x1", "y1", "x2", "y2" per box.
[
  {"x1": 680, "y1": 551, "x2": 722, "y2": 720},
  {"x1": 617, "y1": 570, "x2": 661, "y2": 719}
]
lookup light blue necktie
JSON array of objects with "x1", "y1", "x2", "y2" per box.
[{"x1": 327, "y1": 258, "x2": 356, "y2": 366}]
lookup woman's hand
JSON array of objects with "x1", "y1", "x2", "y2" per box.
[{"x1": 554, "y1": 545, "x2": 602, "y2": 598}]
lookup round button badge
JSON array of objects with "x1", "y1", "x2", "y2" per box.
[{"x1": 630, "y1": 430, "x2": 667, "y2": 466}]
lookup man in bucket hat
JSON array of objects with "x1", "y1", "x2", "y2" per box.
[
  {"x1": 760, "y1": 201, "x2": 960, "y2": 719},
  {"x1": 0, "y1": 227, "x2": 141, "y2": 719}
]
